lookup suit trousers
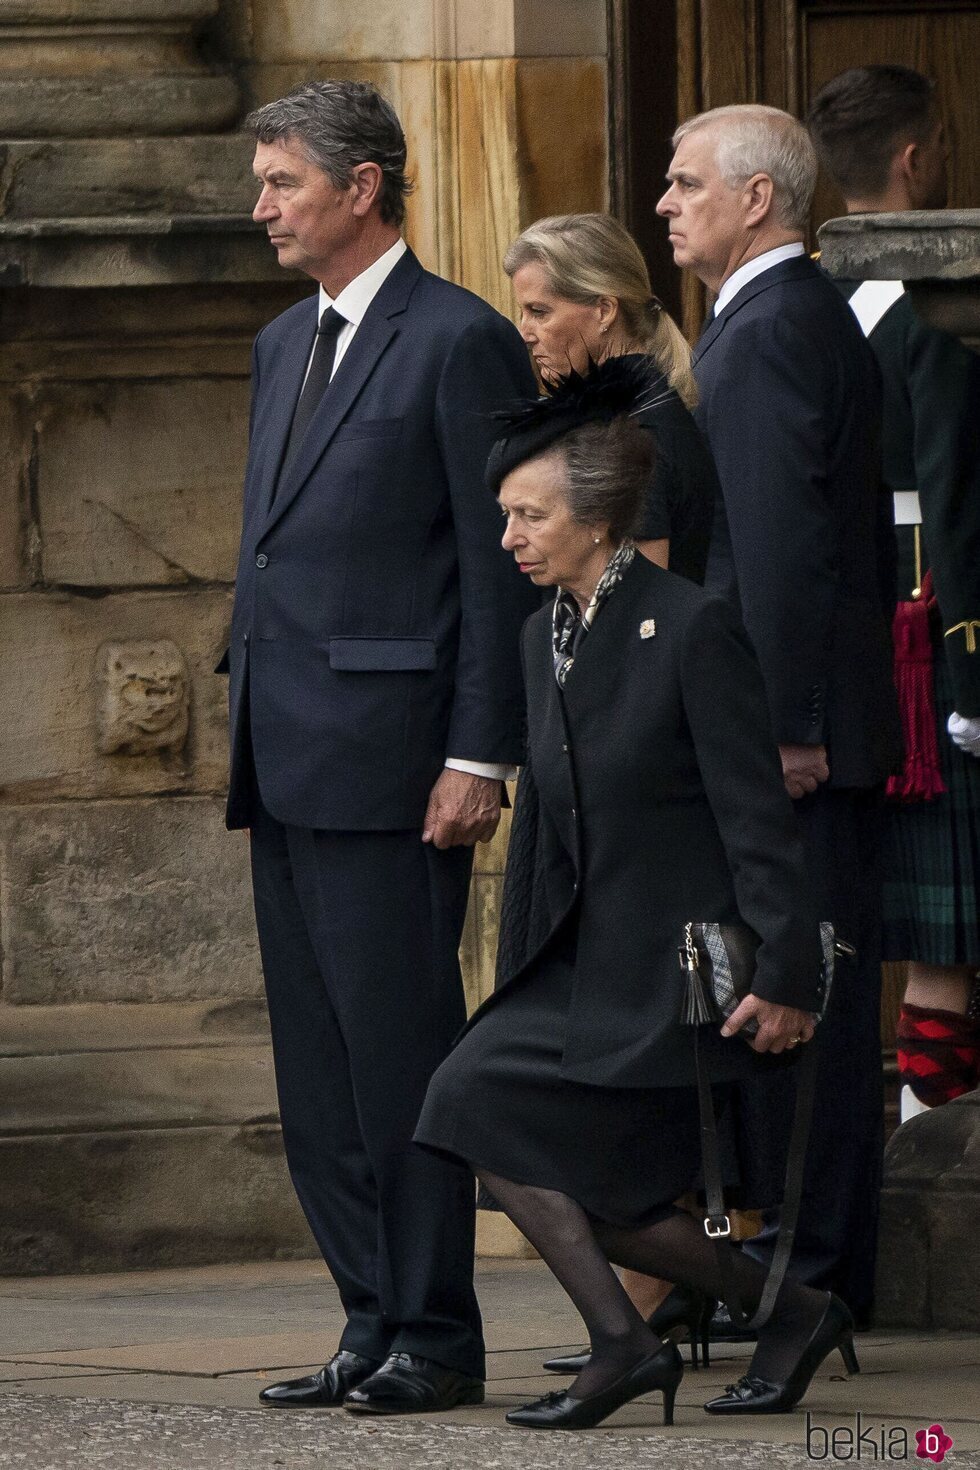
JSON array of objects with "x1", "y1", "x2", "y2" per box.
[
  {"x1": 742, "y1": 787, "x2": 885, "y2": 1324},
  {"x1": 248, "y1": 796, "x2": 485, "y2": 1379}
]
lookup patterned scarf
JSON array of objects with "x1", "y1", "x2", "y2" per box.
[{"x1": 552, "y1": 542, "x2": 635, "y2": 687}]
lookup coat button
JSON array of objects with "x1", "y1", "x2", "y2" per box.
[
  {"x1": 255, "y1": 553, "x2": 268, "y2": 568},
  {"x1": 562, "y1": 743, "x2": 569, "y2": 753}
]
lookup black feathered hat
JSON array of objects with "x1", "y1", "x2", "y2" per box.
[{"x1": 484, "y1": 355, "x2": 663, "y2": 494}]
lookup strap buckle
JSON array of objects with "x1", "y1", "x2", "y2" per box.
[{"x1": 704, "y1": 1214, "x2": 731, "y2": 1239}]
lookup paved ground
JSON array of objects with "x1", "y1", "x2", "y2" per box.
[{"x1": 1, "y1": 1259, "x2": 977, "y2": 1468}]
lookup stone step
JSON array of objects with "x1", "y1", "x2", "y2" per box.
[
  {"x1": 0, "y1": 1000, "x2": 314, "y2": 1273},
  {"x1": 0, "y1": 999, "x2": 269, "y2": 1057},
  {"x1": 0, "y1": 74, "x2": 241, "y2": 138},
  {"x1": 0, "y1": 135, "x2": 257, "y2": 220},
  {"x1": 0, "y1": 1000, "x2": 278, "y2": 1134}
]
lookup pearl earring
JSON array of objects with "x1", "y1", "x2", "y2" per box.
[{"x1": 593, "y1": 535, "x2": 602, "y2": 544}]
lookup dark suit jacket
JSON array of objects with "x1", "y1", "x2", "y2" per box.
[
  {"x1": 472, "y1": 556, "x2": 825, "y2": 1089},
  {"x1": 694, "y1": 255, "x2": 900, "y2": 786},
  {"x1": 225, "y1": 248, "x2": 539, "y2": 830},
  {"x1": 834, "y1": 280, "x2": 980, "y2": 718}
]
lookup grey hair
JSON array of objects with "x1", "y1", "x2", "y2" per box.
[
  {"x1": 673, "y1": 104, "x2": 817, "y2": 230},
  {"x1": 530, "y1": 417, "x2": 655, "y2": 544},
  {"x1": 246, "y1": 80, "x2": 413, "y2": 227}
]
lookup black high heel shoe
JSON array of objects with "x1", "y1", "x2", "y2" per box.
[
  {"x1": 703, "y1": 1294, "x2": 859, "y2": 1415},
  {"x1": 507, "y1": 1342, "x2": 683, "y2": 1430},
  {"x1": 543, "y1": 1285, "x2": 715, "y2": 1374}
]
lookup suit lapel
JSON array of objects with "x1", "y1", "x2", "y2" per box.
[
  {"x1": 251, "y1": 303, "x2": 317, "y2": 511},
  {"x1": 692, "y1": 309, "x2": 729, "y2": 367},
  {"x1": 260, "y1": 249, "x2": 422, "y2": 535},
  {"x1": 559, "y1": 558, "x2": 649, "y2": 716},
  {"x1": 693, "y1": 255, "x2": 816, "y2": 368}
]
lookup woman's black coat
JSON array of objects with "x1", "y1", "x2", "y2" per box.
[{"x1": 471, "y1": 555, "x2": 826, "y2": 1090}]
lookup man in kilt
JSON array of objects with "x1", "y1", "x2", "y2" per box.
[{"x1": 809, "y1": 65, "x2": 980, "y2": 1119}]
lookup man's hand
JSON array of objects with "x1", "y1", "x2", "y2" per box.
[
  {"x1": 948, "y1": 712, "x2": 980, "y2": 758},
  {"x1": 422, "y1": 768, "x2": 502, "y2": 849},
  {"x1": 779, "y1": 743, "x2": 829, "y2": 800},
  {"x1": 722, "y1": 994, "x2": 816, "y2": 1054}
]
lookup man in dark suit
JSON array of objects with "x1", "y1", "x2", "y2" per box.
[
  {"x1": 225, "y1": 81, "x2": 538, "y2": 1413},
  {"x1": 809, "y1": 66, "x2": 980, "y2": 1117},
  {"x1": 656, "y1": 105, "x2": 901, "y2": 1324}
]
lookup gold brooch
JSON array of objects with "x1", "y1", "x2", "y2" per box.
[{"x1": 640, "y1": 619, "x2": 657, "y2": 639}]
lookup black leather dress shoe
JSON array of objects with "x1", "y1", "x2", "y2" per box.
[
  {"x1": 544, "y1": 1287, "x2": 716, "y2": 1374},
  {"x1": 259, "y1": 1350, "x2": 380, "y2": 1407},
  {"x1": 704, "y1": 1295, "x2": 859, "y2": 1415},
  {"x1": 343, "y1": 1352, "x2": 485, "y2": 1414},
  {"x1": 507, "y1": 1343, "x2": 683, "y2": 1430}
]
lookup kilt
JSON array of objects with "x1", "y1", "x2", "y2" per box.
[{"x1": 882, "y1": 643, "x2": 980, "y2": 965}]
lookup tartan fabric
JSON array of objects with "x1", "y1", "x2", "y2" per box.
[
  {"x1": 882, "y1": 641, "x2": 980, "y2": 964},
  {"x1": 896, "y1": 1003, "x2": 980, "y2": 1107}
]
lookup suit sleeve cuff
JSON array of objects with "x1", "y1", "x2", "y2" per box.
[{"x1": 445, "y1": 758, "x2": 518, "y2": 782}]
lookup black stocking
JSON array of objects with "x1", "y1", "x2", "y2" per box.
[
  {"x1": 592, "y1": 1209, "x2": 829, "y2": 1383},
  {"x1": 476, "y1": 1169, "x2": 661, "y2": 1397}
]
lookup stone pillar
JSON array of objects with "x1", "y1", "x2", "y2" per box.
[
  {"x1": 819, "y1": 210, "x2": 980, "y2": 1330},
  {"x1": 220, "y1": 0, "x2": 609, "y2": 315},
  {"x1": 0, "y1": 4, "x2": 316, "y2": 1273}
]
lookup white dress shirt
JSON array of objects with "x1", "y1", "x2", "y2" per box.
[
  {"x1": 713, "y1": 241, "x2": 806, "y2": 317},
  {"x1": 310, "y1": 237, "x2": 514, "y2": 783},
  {"x1": 312, "y1": 237, "x2": 407, "y2": 381}
]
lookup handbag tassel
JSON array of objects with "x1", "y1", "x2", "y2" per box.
[{"x1": 680, "y1": 946, "x2": 717, "y2": 1026}]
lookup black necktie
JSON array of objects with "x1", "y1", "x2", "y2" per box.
[{"x1": 276, "y1": 306, "x2": 346, "y2": 490}]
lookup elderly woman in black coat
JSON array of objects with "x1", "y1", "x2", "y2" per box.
[{"x1": 413, "y1": 364, "x2": 856, "y2": 1431}]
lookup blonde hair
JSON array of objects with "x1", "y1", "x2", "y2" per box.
[{"x1": 503, "y1": 213, "x2": 698, "y2": 410}]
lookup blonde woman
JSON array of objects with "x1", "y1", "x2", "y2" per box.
[{"x1": 505, "y1": 213, "x2": 718, "y2": 584}]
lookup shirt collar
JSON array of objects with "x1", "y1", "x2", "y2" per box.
[
  {"x1": 713, "y1": 241, "x2": 805, "y2": 317},
  {"x1": 318, "y1": 237, "x2": 408, "y2": 325}
]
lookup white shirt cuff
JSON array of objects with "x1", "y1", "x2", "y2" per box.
[{"x1": 445, "y1": 758, "x2": 518, "y2": 782}]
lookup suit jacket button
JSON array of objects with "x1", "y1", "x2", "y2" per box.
[
  {"x1": 562, "y1": 743, "x2": 569, "y2": 753},
  {"x1": 255, "y1": 553, "x2": 269, "y2": 568}
]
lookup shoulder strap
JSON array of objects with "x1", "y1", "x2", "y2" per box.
[
  {"x1": 695, "y1": 1028, "x2": 819, "y2": 1331},
  {"x1": 848, "y1": 279, "x2": 905, "y2": 338}
]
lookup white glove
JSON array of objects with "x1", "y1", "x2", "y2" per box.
[{"x1": 948, "y1": 712, "x2": 980, "y2": 758}]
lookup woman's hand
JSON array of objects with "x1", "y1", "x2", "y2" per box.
[{"x1": 721, "y1": 995, "x2": 816, "y2": 1054}]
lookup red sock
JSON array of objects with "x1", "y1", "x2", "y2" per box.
[{"x1": 897, "y1": 1004, "x2": 980, "y2": 1108}]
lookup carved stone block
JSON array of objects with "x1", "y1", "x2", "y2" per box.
[
  {"x1": 0, "y1": 590, "x2": 231, "y2": 801},
  {"x1": 96, "y1": 638, "x2": 190, "y2": 756}
]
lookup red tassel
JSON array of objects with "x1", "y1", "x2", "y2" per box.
[{"x1": 886, "y1": 571, "x2": 947, "y2": 803}]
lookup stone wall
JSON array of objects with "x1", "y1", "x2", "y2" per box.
[
  {"x1": 215, "y1": 0, "x2": 608, "y2": 314},
  {"x1": 0, "y1": 0, "x2": 609, "y2": 1271}
]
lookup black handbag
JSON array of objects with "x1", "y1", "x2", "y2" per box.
[{"x1": 678, "y1": 921, "x2": 854, "y2": 1332}]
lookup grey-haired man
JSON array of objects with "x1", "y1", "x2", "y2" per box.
[
  {"x1": 657, "y1": 105, "x2": 900, "y2": 1334},
  {"x1": 223, "y1": 80, "x2": 537, "y2": 1413}
]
